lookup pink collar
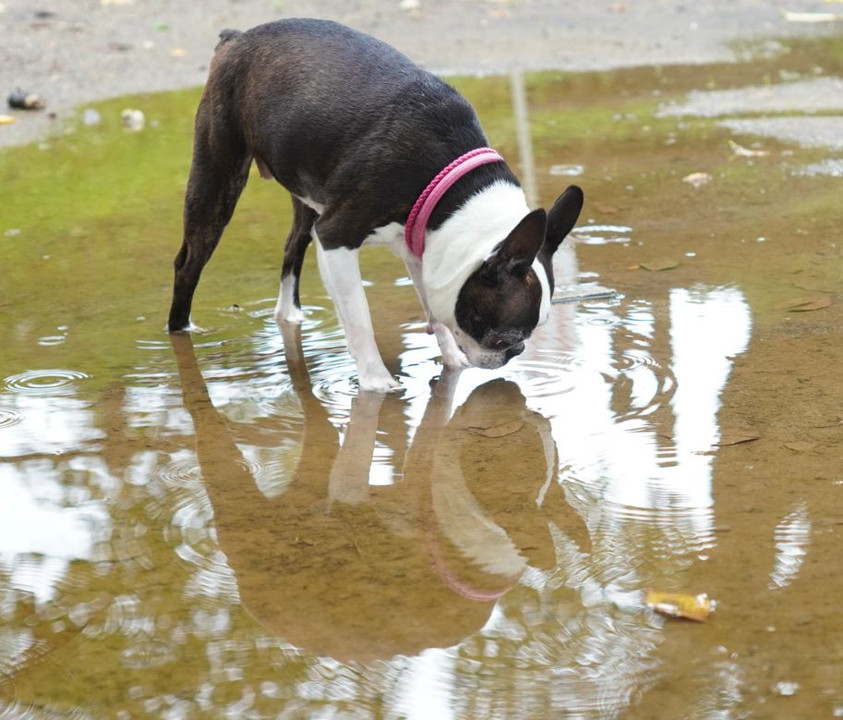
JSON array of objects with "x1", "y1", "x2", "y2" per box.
[{"x1": 404, "y1": 147, "x2": 505, "y2": 259}]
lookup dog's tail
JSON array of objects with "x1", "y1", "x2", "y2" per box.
[{"x1": 215, "y1": 28, "x2": 243, "y2": 52}]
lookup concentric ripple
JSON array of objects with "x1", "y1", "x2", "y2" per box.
[
  {"x1": 572, "y1": 224, "x2": 633, "y2": 245},
  {"x1": 3, "y1": 369, "x2": 89, "y2": 396},
  {"x1": 169, "y1": 493, "x2": 239, "y2": 600},
  {"x1": 155, "y1": 456, "x2": 204, "y2": 489},
  {"x1": 0, "y1": 407, "x2": 24, "y2": 429}
]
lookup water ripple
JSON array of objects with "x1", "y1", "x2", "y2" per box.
[
  {"x1": 509, "y1": 356, "x2": 580, "y2": 398},
  {"x1": 0, "y1": 407, "x2": 24, "y2": 429},
  {"x1": 3, "y1": 369, "x2": 89, "y2": 396},
  {"x1": 155, "y1": 456, "x2": 204, "y2": 488},
  {"x1": 573, "y1": 224, "x2": 633, "y2": 245}
]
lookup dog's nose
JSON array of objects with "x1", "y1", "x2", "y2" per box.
[{"x1": 505, "y1": 342, "x2": 525, "y2": 360}]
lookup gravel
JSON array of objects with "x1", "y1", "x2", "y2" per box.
[{"x1": 0, "y1": 0, "x2": 837, "y2": 147}]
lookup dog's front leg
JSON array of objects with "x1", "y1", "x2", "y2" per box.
[
  {"x1": 316, "y1": 242, "x2": 402, "y2": 393},
  {"x1": 431, "y1": 322, "x2": 471, "y2": 371},
  {"x1": 403, "y1": 256, "x2": 470, "y2": 371}
]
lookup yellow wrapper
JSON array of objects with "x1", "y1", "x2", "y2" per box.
[{"x1": 645, "y1": 589, "x2": 716, "y2": 622}]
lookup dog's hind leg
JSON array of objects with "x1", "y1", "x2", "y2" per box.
[
  {"x1": 274, "y1": 197, "x2": 318, "y2": 325},
  {"x1": 167, "y1": 105, "x2": 251, "y2": 332}
]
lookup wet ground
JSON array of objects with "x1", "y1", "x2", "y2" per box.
[{"x1": 2, "y1": 27, "x2": 843, "y2": 720}]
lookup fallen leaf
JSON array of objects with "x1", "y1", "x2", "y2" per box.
[
  {"x1": 471, "y1": 419, "x2": 524, "y2": 438},
  {"x1": 728, "y1": 139, "x2": 770, "y2": 158},
  {"x1": 0, "y1": 115, "x2": 16, "y2": 125},
  {"x1": 715, "y1": 433, "x2": 760, "y2": 446},
  {"x1": 779, "y1": 296, "x2": 832, "y2": 312},
  {"x1": 682, "y1": 171, "x2": 713, "y2": 188},
  {"x1": 784, "y1": 441, "x2": 817, "y2": 452},
  {"x1": 645, "y1": 589, "x2": 716, "y2": 622},
  {"x1": 640, "y1": 257, "x2": 680, "y2": 271}
]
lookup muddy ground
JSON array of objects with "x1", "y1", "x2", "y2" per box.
[
  {"x1": 0, "y1": 0, "x2": 840, "y2": 147},
  {"x1": 2, "y1": 2, "x2": 843, "y2": 716}
]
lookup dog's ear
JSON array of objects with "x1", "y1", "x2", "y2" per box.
[
  {"x1": 543, "y1": 185, "x2": 583, "y2": 257},
  {"x1": 535, "y1": 185, "x2": 583, "y2": 292},
  {"x1": 479, "y1": 209, "x2": 547, "y2": 285}
]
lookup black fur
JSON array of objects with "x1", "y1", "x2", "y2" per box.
[
  {"x1": 167, "y1": 18, "x2": 584, "y2": 365},
  {"x1": 168, "y1": 19, "x2": 519, "y2": 331},
  {"x1": 454, "y1": 210, "x2": 546, "y2": 360}
]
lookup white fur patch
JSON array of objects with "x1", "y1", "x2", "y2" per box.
[
  {"x1": 421, "y1": 180, "x2": 530, "y2": 329},
  {"x1": 365, "y1": 221, "x2": 404, "y2": 246},
  {"x1": 274, "y1": 273, "x2": 303, "y2": 323},
  {"x1": 296, "y1": 195, "x2": 325, "y2": 215}
]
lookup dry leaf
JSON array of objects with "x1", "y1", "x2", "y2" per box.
[
  {"x1": 779, "y1": 296, "x2": 832, "y2": 312},
  {"x1": 645, "y1": 589, "x2": 716, "y2": 622},
  {"x1": 0, "y1": 115, "x2": 16, "y2": 125},
  {"x1": 640, "y1": 257, "x2": 680, "y2": 271},
  {"x1": 784, "y1": 441, "x2": 817, "y2": 452},
  {"x1": 728, "y1": 139, "x2": 769, "y2": 157},
  {"x1": 471, "y1": 419, "x2": 524, "y2": 438},
  {"x1": 715, "y1": 433, "x2": 760, "y2": 446},
  {"x1": 682, "y1": 171, "x2": 713, "y2": 188}
]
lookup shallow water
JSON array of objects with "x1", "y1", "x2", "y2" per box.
[{"x1": 1, "y1": 36, "x2": 843, "y2": 719}]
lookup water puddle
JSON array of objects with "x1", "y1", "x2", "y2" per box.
[{"x1": 1, "y1": 34, "x2": 843, "y2": 719}]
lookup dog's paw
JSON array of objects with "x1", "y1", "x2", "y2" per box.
[
  {"x1": 275, "y1": 304, "x2": 305, "y2": 325},
  {"x1": 166, "y1": 320, "x2": 205, "y2": 334},
  {"x1": 430, "y1": 321, "x2": 470, "y2": 370},
  {"x1": 440, "y1": 344, "x2": 471, "y2": 371},
  {"x1": 357, "y1": 368, "x2": 403, "y2": 394}
]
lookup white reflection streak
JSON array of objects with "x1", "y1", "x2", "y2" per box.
[
  {"x1": 396, "y1": 648, "x2": 456, "y2": 720},
  {"x1": 667, "y1": 287, "x2": 752, "y2": 509},
  {"x1": 769, "y1": 504, "x2": 811, "y2": 589},
  {"x1": 543, "y1": 285, "x2": 751, "y2": 533}
]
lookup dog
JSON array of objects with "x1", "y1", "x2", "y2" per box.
[{"x1": 167, "y1": 18, "x2": 583, "y2": 392}]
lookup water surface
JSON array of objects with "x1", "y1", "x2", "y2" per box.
[{"x1": 1, "y1": 36, "x2": 843, "y2": 718}]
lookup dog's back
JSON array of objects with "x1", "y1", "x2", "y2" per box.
[{"x1": 199, "y1": 19, "x2": 490, "y2": 223}]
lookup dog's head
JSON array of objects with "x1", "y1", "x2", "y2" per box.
[{"x1": 451, "y1": 185, "x2": 583, "y2": 368}]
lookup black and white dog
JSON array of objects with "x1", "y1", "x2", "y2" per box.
[{"x1": 168, "y1": 19, "x2": 583, "y2": 392}]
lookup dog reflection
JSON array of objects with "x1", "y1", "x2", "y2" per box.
[{"x1": 171, "y1": 330, "x2": 581, "y2": 662}]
